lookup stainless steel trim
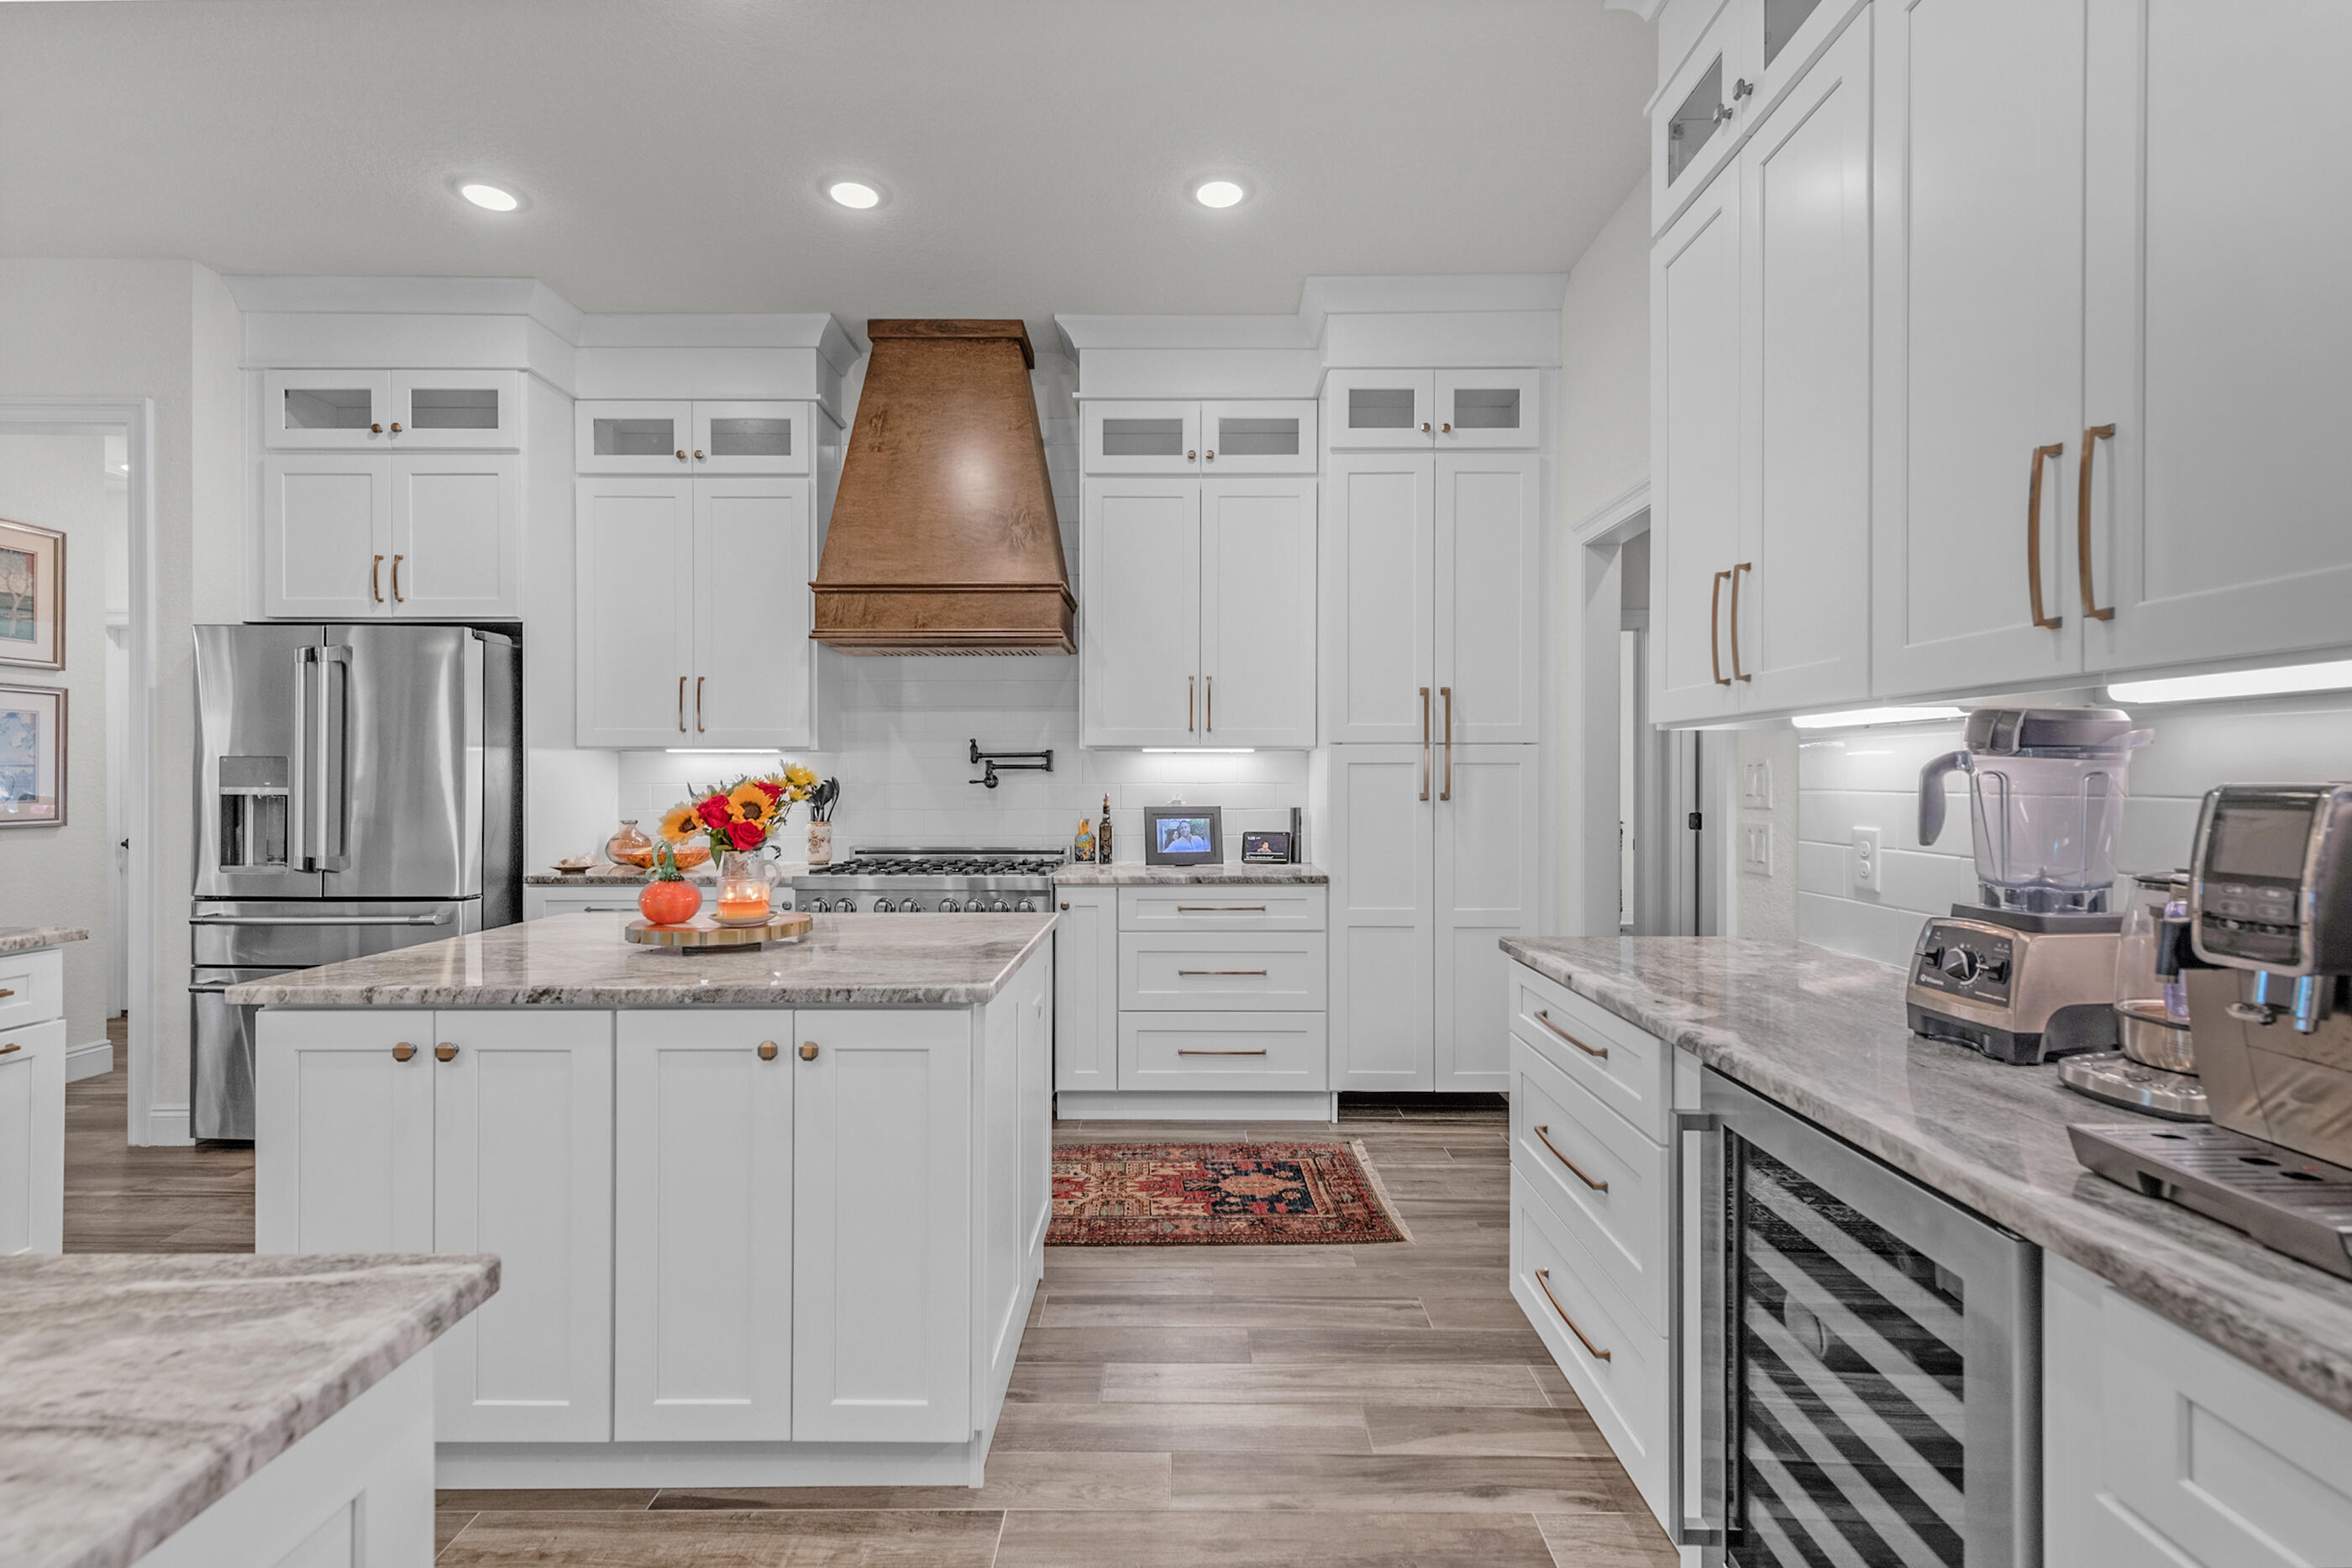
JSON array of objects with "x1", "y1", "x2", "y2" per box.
[
  {"x1": 1668, "y1": 1109, "x2": 1727, "y2": 1549},
  {"x1": 291, "y1": 645, "x2": 315, "y2": 871},
  {"x1": 191, "y1": 912, "x2": 452, "y2": 927},
  {"x1": 318, "y1": 645, "x2": 351, "y2": 873}
]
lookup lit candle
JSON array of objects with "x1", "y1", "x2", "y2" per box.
[{"x1": 716, "y1": 893, "x2": 770, "y2": 924}]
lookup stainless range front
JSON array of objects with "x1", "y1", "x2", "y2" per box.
[{"x1": 790, "y1": 847, "x2": 1066, "y2": 915}]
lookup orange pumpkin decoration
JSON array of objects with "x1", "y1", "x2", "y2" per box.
[{"x1": 638, "y1": 878, "x2": 703, "y2": 926}]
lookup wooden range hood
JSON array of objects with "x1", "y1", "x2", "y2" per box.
[{"x1": 811, "y1": 319, "x2": 1075, "y2": 654}]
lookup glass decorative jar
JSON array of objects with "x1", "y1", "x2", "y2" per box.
[
  {"x1": 605, "y1": 819, "x2": 655, "y2": 869},
  {"x1": 713, "y1": 851, "x2": 778, "y2": 926}
]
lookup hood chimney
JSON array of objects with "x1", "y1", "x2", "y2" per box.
[{"x1": 811, "y1": 319, "x2": 1075, "y2": 654}]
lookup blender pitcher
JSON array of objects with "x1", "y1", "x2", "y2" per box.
[{"x1": 1919, "y1": 708, "x2": 2154, "y2": 915}]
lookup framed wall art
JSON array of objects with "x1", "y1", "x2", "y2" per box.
[
  {"x1": 0, "y1": 518, "x2": 65, "y2": 670},
  {"x1": 0, "y1": 684, "x2": 65, "y2": 826}
]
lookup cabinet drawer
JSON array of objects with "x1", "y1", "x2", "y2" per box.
[
  {"x1": 1118, "y1": 1012, "x2": 1328, "y2": 1092},
  {"x1": 525, "y1": 889, "x2": 655, "y2": 920},
  {"x1": 0, "y1": 948, "x2": 65, "y2": 1031},
  {"x1": 1119, "y1": 932, "x2": 1326, "y2": 1011},
  {"x1": 1509, "y1": 963, "x2": 1670, "y2": 1143},
  {"x1": 1511, "y1": 1183, "x2": 1664, "y2": 1500},
  {"x1": 1118, "y1": 886, "x2": 1326, "y2": 932},
  {"x1": 1511, "y1": 1041, "x2": 1667, "y2": 1335}
]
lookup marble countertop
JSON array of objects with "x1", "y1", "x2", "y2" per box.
[
  {"x1": 527, "y1": 860, "x2": 810, "y2": 886},
  {"x1": 228, "y1": 910, "x2": 1057, "y2": 1008},
  {"x1": 1053, "y1": 862, "x2": 1328, "y2": 885},
  {"x1": 0, "y1": 926, "x2": 90, "y2": 954},
  {"x1": 1501, "y1": 936, "x2": 2352, "y2": 1424},
  {"x1": 0, "y1": 1252, "x2": 496, "y2": 1568}
]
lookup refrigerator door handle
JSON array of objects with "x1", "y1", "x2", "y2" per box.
[
  {"x1": 190, "y1": 911, "x2": 454, "y2": 927},
  {"x1": 290, "y1": 646, "x2": 318, "y2": 873},
  {"x1": 1668, "y1": 1109, "x2": 1730, "y2": 1549},
  {"x1": 318, "y1": 646, "x2": 353, "y2": 872}
]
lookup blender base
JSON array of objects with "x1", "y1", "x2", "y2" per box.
[{"x1": 1907, "y1": 906, "x2": 2124, "y2": 1065}]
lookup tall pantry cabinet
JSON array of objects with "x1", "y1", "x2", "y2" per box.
[{"x1": 1321, "y1": 372, "x2": 1544, "y2": 1092}]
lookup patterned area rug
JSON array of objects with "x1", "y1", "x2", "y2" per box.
[{"x1": 1047, "y1": 1141, "x2": 1413, "y2": 1246}]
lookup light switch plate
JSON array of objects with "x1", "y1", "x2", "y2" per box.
[
  {"x1": 1852, "y1": 826, "x2": 1882, "y2": 894},
  {"x1": 1741, "y1": 824, "x2": 1774, "y2": 878},
  {"x1": 1741, "y1": 759, "x2": 1774, "y2": 810}
]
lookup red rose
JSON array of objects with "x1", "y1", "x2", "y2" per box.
[
  {"x1": 696, "y1": 797, "x2": 731, "y2": 831},
  {"x1": 753, "y1": 779, "x2": 784, "y2": 803},
  {"x1": 725, "y1": 819, "x2": 763, "y2": 851}
]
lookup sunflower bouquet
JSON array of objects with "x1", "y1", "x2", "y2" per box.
[{"x1": 659, "y1": 764, "x2": 820, "y2": 861}]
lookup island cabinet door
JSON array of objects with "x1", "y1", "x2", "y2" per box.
[
  {"x1": 255, "y1": 1009, "x2": 435, "y2": 1256},
  {"x1": 1052, "y1": 888, "x2": 1114, "y2": 1092},
  {"x1": 431, "y1": 1009, "x2": 615, "y2": 1444},
  {"x1": 793, "y1": 1009, "x2": 973, "y2": 1443},
  {"x1": 612, "y1": 1010, "x2": 795, "y2": 1443}
]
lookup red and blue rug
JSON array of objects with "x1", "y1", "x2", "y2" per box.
[{"x1": 1047, "y1": 1141, "x2": 1413, "y2": 1246}]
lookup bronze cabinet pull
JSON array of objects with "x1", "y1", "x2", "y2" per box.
[
  {"x1": 0, "y1": 1043, "x2": 19, "y2": 1057},
  {"x1": 1534, "y1": 1268, "x2": 1612, "y2": 1361},
  {"x1": 696, "y1": 675, "x2": 706, "y2": 732},
  {"x1": 693, "y1": 449, "x2": 706, "y2": 460},
  {"x1": 370, "y1": 422, "x2": 383, "y2": 435},
  {"x1": 1205, "y1": 674, "x2": 1213, "y2": 732},
  {"x1": 0, "y1": 989, "x2": 13, "y2": 999},
  {"x1": 677, "y1": 675, "x2": 687, "y2": 732},
  {"x1": 675, "y1": 448, "x2": 688, "y2": 462},
  {"x1": 1440, "y1": 686, "x2": 1453, "y2": 800},
  {"x1": 1420, "y1": 687, "x2": 1432, "y2": 800},
  {"x1": 389, "y1": 422, "x2": 402, "y2": 433},
  {"x1": 391, "y1": 1042, "x2": 417, "y2": 1062},
  {"x1": 799, "y1": 1042, "x2": 819, "y2": 1062},
  {"x1": 1420, "y1": 422, "x2": 1431, "y2": 433},
  {"x1": 1177, "y1": 905, "x2": 1266, "y2": 912},
  {"x1": 391, "y1": 554, "x2": 405, "y2": 603},
  {"x1": 2027, "y1": 443, "x2": 2066, "y2": 629},
  {"x1": 1533, "y1": 1125, "x2": 1609, "y2": 1191},
  {"x1": 1060, "y1": 901, "x2": 1070, "y2": 910},
  {"x1": 1729, "y1": 562, "x2": 1752, "y2": 682},
  {"x1": 1534, "y1": 1009, "x2": 1607, "y2": 1059},
  {"x1": 757, "y1": 1040, "x2": 779, "y2": 1061},
  {"x1": 2077, "y1": 425, "x2": 2116, "y2": 621},
  {"x1": 434, "y1": 1044, "x2": 458, "y2": 1062},
  {"x1": 1179, "y1": 968, "x2": 1269, "y2": 977},
  {"x1": 1179, "y1": 1048, "x2": 1269, "y2": 1056},
  {"x1": 1441, "y1": 422, "x2": 1452, "y2": 433},
  {"x1": 1189, "y1": 674, "x2": 1196, "y2": 732},
  {"x1": 371, "y1": 554, "x2": 385, "y2": 604},
  {"x1": 1709, "y1": 569, "x2": 1731, "y2": 684},
  {"x1": 1204, "y1": 448, "x2": 1215, "y2": 462}
]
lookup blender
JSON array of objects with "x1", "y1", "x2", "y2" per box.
[{"x1": 1903, "y1": 708, "x2": 2154, "y2": 1063}]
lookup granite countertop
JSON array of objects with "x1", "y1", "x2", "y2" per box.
[
  {"x1": 228, "y1": 910, "x2": 1057, "y2": 1008},
  {"x1": 0, "y1": 926, "x2": 91, "y2": 954},
  {"x1": 1053, "y1": 862, "x2": 1328, "y2": 885},
  {"x1": 0, "y1": 1252, "x2": 496, "y2": 1568},
  {"x1": 1501, "y1": 936, "x2": 2352, "y2": 1424},
  {"x1": 527, "y1": 860, "x2": 811, "y2": 886}
]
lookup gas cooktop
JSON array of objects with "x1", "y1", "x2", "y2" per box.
[{"x1": 790, "y1": 847, "x2": 1066, "y2": 914}]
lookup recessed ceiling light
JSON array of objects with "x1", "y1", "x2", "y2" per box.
[
  {"x1": 1194, "y1": 180, "x2": 1246, "y2": 208},
  {"x1": 828, "y1": 181, "x2": 881, "y2": 209},
  {"x1": 459, "y1": 182, "x2": 520, "y2": 212}
]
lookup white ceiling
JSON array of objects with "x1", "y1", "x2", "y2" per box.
[{"x1": 0, "y1": 1, "x2": 1654, "y2": 341}]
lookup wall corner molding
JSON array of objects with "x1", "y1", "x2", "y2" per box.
[{"x1": 1572, "y1": 478, "x2": 1651, "y2": 545}]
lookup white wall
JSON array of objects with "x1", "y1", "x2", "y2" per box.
[
  {"x1": 1556, "y1": 179, "x2": 1651, "y2": 528},
  {"x1": 1797, "y1": 693, "x2": 2352, "y2": 967}
]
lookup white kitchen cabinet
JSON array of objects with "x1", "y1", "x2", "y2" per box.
[
  {"x1": 1434, "y1": 370, "x2": 1541, "y2": 450},
  {"x1": 612, "y1": 1011, "x2": 794, "y2": 1443},
  {"x1": 388, "y1": 370, "x2": 521, "y2": 450},
  {"x1": 259, "y1": 454, "x2": 520, "y2": 621},
  {"x1": 692, "y1": 479, "x2": 813, "y2": 747},
  {"x1": 575, "y1": 479, "x2": 696, "y2": 747},
  {"x1": 1200, "y1": 479, "x2": 1317, "y2": 747},
  {"x1": 1433, "y1": 745, "x2": 1541, "y2": 1091},
  {"x1": 263, "y1": 370, "x2": 519, "y2": 450},
  {"x1": 793, "y1": 1009, "x2": 972, "y2": 1444},
  {"x1": 1325, "y1": 369, "x2": 1436, "y2": 449},
  {"x1": 430, "y1": 1009, "x2": 613, "y2": 1444},
  {"x1": 0, "y1": 1015, "x2": 65, "y2": 1256},
  {"x1": 265, "y1": 370, "x2": 393, "y2": 449},
  {"x1": 1084, "y1": 399, "x2": 1315, "y2": 475},
  {"x1": 1083, "y1": 400, "x2": 1200, "y2": 475},
  {"x1": 259, "y1": 454, "x2": 392, "y2": 621},
  {"x1": 255, "y1": 1010, "x2": 437, "y2": 1255},
  {"x1": 2081, "y1": 0, "x2": 2352, "y2": 675},
  {"x1": 690, "y1": 401, "x2": 811, "y2": 475},
  {"x1": 1651, "y1": 3, "x2": 1746, "y2": 239},
  {"x1": 1436, "y1": 453, "x2": 1543, "y2": 743},
  {"x1": 1200, "y1": 400, "x2": 1316, "y2": 475},
  {"x1": 522, "y1": 886, "x2": 656, "y2": 920},
  {"x1": 579, "y1": 400, "x2": 812, "y2": 476},
  {"x1": 1053, "y1": 887, "x2": 1116, "y2": 1093}
]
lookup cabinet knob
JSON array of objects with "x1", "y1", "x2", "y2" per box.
[
  {"x1": 389, "y1": 422, "x2": 402, "y2": 433},
  {"x1": 1204, "y1": 449, "x2": 1215, "y2": 461},
  {"x1": 392, "y1": 1041, "x2": 416, "y2": 1062},
  {"x1": 1420, "y1": 422, "x2": 1431, "y2": 433},
  {"x1": 1711, "y1": 102, "x2": 1733, "y2": 124},
  {"x1": 1187, "y1": 449, "x2": 1197, "y2": 460},
  {"x1": 1441, "y1": 422, "x2": 1452, "y2": 433},
  {"x1": 799, "y1": 1042, "x2": 819, "y2": 1062},
  {"x1": 675, "y1": 449, "x2": 688, "y2": 461},
  {"x1": 758, "y1": 1040, "x2": 780, "y2": 1061},
  {"x1": 1060, "y1": 901, "x2": 1069, "y2": 910},
  {"x1": 370, "y1": 423, "x2": 383, "y2": 434},
  {"x1": 693, "y1": 449, "x2": 706, "y2": 460},
  {"x1": 1732, "y1": 76, "x2": 1754, "y2": 101},
  {"x1": 434, "y1": 1043, "x2": 458, "y2": 1062}
]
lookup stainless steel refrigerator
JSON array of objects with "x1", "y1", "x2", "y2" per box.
[{"x1": 191, "y1": 623, "x2": 520, "y2": 1138}]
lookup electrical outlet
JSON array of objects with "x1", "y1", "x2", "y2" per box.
[{"x1": 1852, "y1": 826, "x2": 1882, "y2": 894}]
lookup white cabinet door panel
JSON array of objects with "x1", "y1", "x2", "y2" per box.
[
  {"x1": 432, "y1": 1009, "x2": 613, "y2": 1444},
  {"x1": 577, "y1": 400, "x2": 695, "y2": 475},
  {"x1": 691, "y1": 401, "x2": 809, "y2": 475},
  {"x1": 390, "y1": 370, "x2": 521, "y2": 451},
  {"x1": 1435, "y1": 370, "x2": 1541, "y2": 450},
  {"x1": 261, "y1": 455, "x2": 390, "y2": 620},
  {"x1": 1200, "y1": 479, "x2": 1316, "y2": 747},
  {"x1": 575, "y1": 480, "x2": 695, "y2": 747},
  {"x1": 613, "y1": 1011, "x2": 793, "y2": 1442},
  {"x1": 1118, "y1": 1012, "x2": 1329, "y2": 1093},
  {"x1": 1200, "y1": 399, "x2": 1315, "y2": 475},
  {"x1": 0, "y1": 1019, "x2": 64, "y2": 1255},
  {"x1": 692, "y1": 479, "x2": 814, "y2": 748},
  {"x1": 1084, "y1": 401, "x2": 1201, "y2": 475},
  {"x1": 1435, "y1": 745, "x2": 1538, "y2": 1092},
  {"x1": 1324, "y1": 370, "x2": 1435, "y2": 449},
  {"x1": 1328, "y1": 746, "x2": 1435, "y2": 1091},
  {"x1": 1117, "y1": 931, "x2": 1327, "y2": 1012},
  {"x1": 1322, "y1": 457, "x2": 1436, "y2": 745},
  {"x1": 1081, "y1": 480, "x2": 1200, "y2": 747},
  {"x1": 263, "y1": 370, "x2": 393, "y2": 450},
  {"x1": 388, "y1": 454, "x2": 519, "y2": 620},
  {"x1": 1436, "y1": 454, "x2": 1541, "y2": 743},
  {"x1": 254, "y1": 1009, "x2": 435, "y2": 1256},
  {"x1": 1052, "y1": 888, "x2": 1115, "y2": 1093}
]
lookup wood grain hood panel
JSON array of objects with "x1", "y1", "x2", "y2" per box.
[{"x1": 811, "y1": 319, "x2": 1075, "y2": 655}]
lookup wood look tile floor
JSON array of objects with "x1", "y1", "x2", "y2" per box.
[{"x1": 65, "y1": 1027, "x2": 1675, "y2": 1565}]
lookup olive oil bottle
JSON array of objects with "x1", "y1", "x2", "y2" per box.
[{"x1": 1096, "y1": 795, "x2": 1113, "y2": 865}]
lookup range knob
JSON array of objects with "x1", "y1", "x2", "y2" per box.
[
  {"x1": 1015, "y1": 898, "x2": 1037, "y2": 913},
  {"x1": 990, "y1": 899, "x2": 1011, "y2": 913},
  {"x1": 871, "y1": 898, "x2": 894, "y2": 913},
  {"x1": 937, "y1": 897, "x2": 960, "y2": 913},
  {"x1": 1939, "y1": 947, "x2": 1978, "y2": 984},
  {"x1": 807, "y1": 897, "x2": 830, "y2": 914},
  {"x1": 967, "y1": 900, "x2": 989, "y2": 914},
  {"x1": 836, "y1": 897, "x2": 858, "y2": 913},
  {"x1": 899, "y1": 899, "x2": 922, "y2": 913}
]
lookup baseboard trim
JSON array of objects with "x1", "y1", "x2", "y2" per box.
[
  {"x1": 145, "y1": 1104, "x2": 192, "y2": 1147},
  {"x1": 436, "y1": 1437, "x2": 988, "y2": 1489},
  {"x1": 65, "y1": 1037, "x2": 114, "y2": 1083},
  {"x1": 1054, "y1": 1090, "x2": 1336, "y2": 1122}
]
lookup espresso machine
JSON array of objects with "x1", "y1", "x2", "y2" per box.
[
  {"x1": 2072, "y1": 784, "x2": 2352, "y2": 1279},
  {"x1": 1904, "y1": 708, "x2": 2154, "y2": 1062}
]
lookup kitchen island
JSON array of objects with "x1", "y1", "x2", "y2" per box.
[{"x1": 234, "y1": 910, "x2": 1053, "y2": 1489}]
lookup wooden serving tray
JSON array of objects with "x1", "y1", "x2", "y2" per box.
[{"x1": 625, "y1": 911, "x2": 813, "y2": 949}]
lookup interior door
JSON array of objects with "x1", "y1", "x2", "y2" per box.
[
  {"x1": 387, "y1": 453, "x2": 519, "y2": 619},
  {"x1": 1081, "y1": 479, "x2": 1201, "y2": 747},
  {"x1": 2084, "y1": 0, "x2": 2352, "y2": 674},
  {"x1": 1871, "y1": 0, "x2": 2087, "y2": 695},
  {"x1": 1322, "y1": 454, "x2": 1436, "y2": 744},
  {"x1": 1434, "y1": 745, "x2": 1541, "y2": 1091},
  {"x1": 575, "y1": 479, "x2": 696, "y2": 747},
  {"x1": 1435, "y1": 452, "x2": 1542, "y2": 743},
  {"x1": 328, "y1": 624, "x2": 479, "y2": 899},
  {"x1": 692, "y1": 479, "x2": 813, "y2": 747},
  {"x1": 1200, "y1": 478, "x2": 1316, "y2": 747},
  {"x1": 1327, "y1": 744, "x2": 1436, "y2": 1091},
  {"x1": 260, "y1": 454, "x2": 390, "y2": 620}
]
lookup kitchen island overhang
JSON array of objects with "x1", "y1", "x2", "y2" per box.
[{"x1": 234, "y1": 911, "x2": 1056, "y2": 1489}]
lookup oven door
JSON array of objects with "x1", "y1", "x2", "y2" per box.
[{"x1": 1673, "y1": 1070, "x2": 2040, "y2": 1568}]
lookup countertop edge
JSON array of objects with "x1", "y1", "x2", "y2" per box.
[
  {"x1": 1050, "y1": 864, "x2": 1329, "y2": 885},
  {"x1": 1498, "y1": 937, "x2": 2352, "y2": 1425},
  {"x1": 0, "y1": 926, "x2": 92, "y2": 954}
]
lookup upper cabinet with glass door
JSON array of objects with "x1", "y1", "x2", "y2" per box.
[
  {"x1": 1082, "y1": 400, "x2": 1314, "y2": 475},
  {"x1": 261, "y1": 368, "x2": 520, "y2": 449},
  {"x1": 1326, "y1": 370, "x2": 1540, "y2": 451},
  {"x1": 1650, "y1": 0, "x2": 1863, "y2": 237},
  {"x1": 578, "y1": 400, "x2": 811, "y2": 475}
]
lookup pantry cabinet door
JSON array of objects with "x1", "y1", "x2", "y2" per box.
[
  {"x1": 1651, "y1": 174, "x2": 1744, "y2": 725},
  {"x1": 387, "y1": 454, "x2": 521, "y2": 620},
  {"x1": 260, "y1": 454, "x2": 391, "y2": 620},
  {"x1": 254, "y1": 1009, "x2": 435, "y2": 1255},
  {"x1": 1871, "y1": 0, "x2": 2087, "y2": 696},
  {"x1": 613, "y1": 1011, "x2": 794, "y2": 1442},
  {"x1": 794, "y1": 1009, "x2": 973, "y2": 1443},
  {"x1": 575, "y1": 479, "x2": 696, "y2": 747},
  {"x1": 1322, "y1": 454, "x2": 1436, "y2": 744},
  {"x1": 692, "y1": 479, "x2": 814, "y2": 748},
  {"x1": 1053, "y1": 887, "x2": 1116, "y2": 1093},
  {"x1": 2083, "y1": 0, "x2": 2352, "y2": 674},
  {"x1": 1328, "y1": 745, "x2": 1436, "y2": 1092},
  {"x1": 1435, "y1": 745, "x2": 1540, "y2": 1093},
  {"x1": 1435, "y1": 453, "x2": 1541, "y2": 743},
  {"x1": 1081, "y1": 479, "x2": 1201, "y2": 747},
  {"x1": 1736, "y1": 12, "x2": 1873, "y2": 712},
  {"x1": 1200, "y1": 478, "x2": 1316, "y2": 747},
  {"x1": 432, "y1": 1010, "x2": 614, "y2": 1444}
]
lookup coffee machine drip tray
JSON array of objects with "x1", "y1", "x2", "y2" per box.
[
  {"x1": 2070, "y1": 1122, "x2": 2352, "y2": 1280},
  {"x1": 2057, "y1": 1051, "x2": 2210, "y2": 1120}
]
